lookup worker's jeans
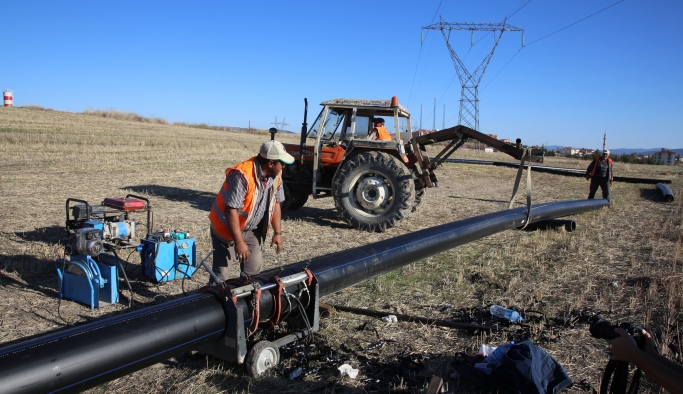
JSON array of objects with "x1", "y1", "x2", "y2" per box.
[
  {"x1": 210, "y1": 229, "x2": 263, "y2": 283},
  {"x1": 588, "y1": 176, "x2": 610, "y2": 202}
]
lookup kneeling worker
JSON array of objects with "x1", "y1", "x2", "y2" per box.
[{"x1": 209, "y1": 140, "x2": 295, "y2": 283}]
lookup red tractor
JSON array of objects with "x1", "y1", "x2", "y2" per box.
[{"x1": 280, "y1": 97, "x2": 542, "y2": 232}]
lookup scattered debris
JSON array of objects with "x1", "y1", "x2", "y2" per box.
[
  {"x1": 381, "y1": 314, "x2": 398, "y2": 323},
  {"x1": 338, "y1": 363, "x2": 359, "y2": 379}
]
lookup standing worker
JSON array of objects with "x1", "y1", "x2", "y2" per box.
[
  {"x1": 586, "y1": 149, "x2": 613, "y2": 203},
  {"x1": 209, "y1": 140, "x2": 295, "y2": 282},
  {"x1": 366, "y1": 117, "x2": 392, "y2": 141}
]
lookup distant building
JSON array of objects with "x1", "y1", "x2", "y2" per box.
[
  {"x1": 487, "y1": 133, "x2": 498, "y2": 140},
  {"x1": 412, "y1": 129, "x2": 433, "y2": 138},
  {"x1": 501, "y1": 139, "x2": 513, "y2": 145},
  {"x1": 558, "y1": 147, "x2": 578, "y2": 156},
  {"x1": 484, "y1": 147, "x2": 494, "y2": 153},
  {"x1": 653, "y1": 149, "x2": 677, "y2": 166}
]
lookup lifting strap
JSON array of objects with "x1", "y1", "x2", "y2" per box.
[{"x1": 508, "y1": 148, "x2": 533, "y2": 229}]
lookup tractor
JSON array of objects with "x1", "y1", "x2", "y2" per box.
[{"x1": 280, "y1": 97, "x2": 543, "y2": 232}]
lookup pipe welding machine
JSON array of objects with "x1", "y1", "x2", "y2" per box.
[{"x1": 58, "y1": 194, "x2": 198, "y2": 309}]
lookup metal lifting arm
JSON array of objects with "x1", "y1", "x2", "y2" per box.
[{"x1": 410, "y1": 125, "x2": 545, "y2": 170}]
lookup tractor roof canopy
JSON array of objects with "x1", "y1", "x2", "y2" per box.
[{"x1": 321, "y1": 98, "x2": 410, "y2": 118}]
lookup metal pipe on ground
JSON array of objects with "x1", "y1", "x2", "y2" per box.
[
  {"x1": 0, "y1": 199, "x2": 608, "y2": 394},
  {"x1": 656, "y1": 183, "x2": 675, "y2": 202}
]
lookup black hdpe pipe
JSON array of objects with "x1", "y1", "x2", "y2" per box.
[
  {"x1": 0, "y1": 199, "x2": 608, "y2": 394},
  {"x1": 253, "y1": 199, "x2": 607, "y2": 297},
  {"x1": 445, "y1": 158, "x2": 672, "y2": 185},
  {"x1": 656, "y1": 183, "x2": 675, "y2": 202},
  {"x1": 0, "y1": 294, "x2": 225, "y2": 394}
]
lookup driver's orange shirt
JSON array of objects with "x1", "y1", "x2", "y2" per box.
[{"x1": 375, "y1": 126, "x2": 392, "y2": 141}]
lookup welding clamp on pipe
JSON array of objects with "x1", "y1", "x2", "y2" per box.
[{"x1": 195, "y1": 268, "x2": 319, "y2": 377}]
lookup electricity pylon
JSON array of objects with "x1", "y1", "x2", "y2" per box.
[
  {"x1": 272, "y1": 117, "x2": 288, "y2": 132},
  {"x1": 423, "y1": 17, "x2": 523, "y2": 131}
]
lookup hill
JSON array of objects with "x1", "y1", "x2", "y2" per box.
[{"x1": 546, "y1": 145, "x2": 683, "y2": 156}]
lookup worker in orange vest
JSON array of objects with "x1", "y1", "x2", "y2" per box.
[
  {"x1": 367, "y1": 118, "x2": 392, "y2": 141},
  {"x1": 586, "y1": 149, "x2": 613, "y2": 202},
  {"x1": 209, "y1": 140, "x2": 295, "y2": 282}
]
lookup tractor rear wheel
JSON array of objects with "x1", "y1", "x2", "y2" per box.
[{"x1": 334, "y1": 151, "x2": 415, "y2": 232}]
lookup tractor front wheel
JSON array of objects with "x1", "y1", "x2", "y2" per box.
[
  {"x1": 334, "y1": 152, "x2": 415, "y2": 232},
  {"x1": 282, "y1": 183, "x2": 309, "y2": 211}
]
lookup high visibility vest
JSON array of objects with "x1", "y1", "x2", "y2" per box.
[
  {"x1": 209, "y1": 157, "x2": 280, "y2": 243},
  {"x1": 589, "y1": 156, "x2": 613, "y2": 178},
  {"x1": 375, "y1": 126, "x2": 392, "y2": 141}
]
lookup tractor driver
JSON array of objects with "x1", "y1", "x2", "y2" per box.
[
  {"x1": 366, "y1": 117, "x2": 392, "y2": 141},
  {"x1": 208, "y1": 140, "x2": 295, "y2": 283}
]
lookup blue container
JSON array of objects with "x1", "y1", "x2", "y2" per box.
[
  {"x1": 56, "y1": 253, "x2": 119, "y2": 309},
  {"x1": 140, "y1": 234, "x2": 197, "y2": 283}
]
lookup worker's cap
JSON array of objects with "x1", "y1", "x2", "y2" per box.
[
  {"x1": 259, "y1": 140, "x2": 295, "y2": 164},
  {"x1": 603, "y1": 149, "x2": 610, "y2": 155},
  {"x1": 373, "y1": 117, "x2": 385, "y2": 124}
]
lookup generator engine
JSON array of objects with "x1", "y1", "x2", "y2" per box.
[
  {"x1": 65, "y1": 227, "x2": 104, "y2": 257},
  {"x1": 102, "y1": 220, "x2": 137, "y2": 241},
  {"x1": 58, "y1": 196, "x2": 151, "y2": 309}
]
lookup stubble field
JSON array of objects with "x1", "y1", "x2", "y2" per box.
[{"x1": 0, "y1": 106, "x2": 681, "y2": 393}]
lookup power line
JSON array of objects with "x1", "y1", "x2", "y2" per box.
[
  {"x1": 482, "y1": 0, "x2": 625, "y2": 91},
  {"x1": 507, "y1": 0, "x2": 532, "y2": 19},
  {"x1": 408, "y1": 0, "x2": 444, "y2": 107},
  {"x1": 524, "y1": 0, "x2": 625, "y2": 47}
]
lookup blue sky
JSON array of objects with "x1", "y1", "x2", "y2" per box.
[{"x1": 3, "y1": 1, "x2": 681, "y2": 150}]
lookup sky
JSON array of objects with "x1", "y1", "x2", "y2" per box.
[{"x1": 2, "y1": 1, "x2": 682, "y2": 150}]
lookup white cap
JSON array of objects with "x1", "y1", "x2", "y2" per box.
[
  {"x1": 259, "y1": 140, "x2": 295, "y2": 164},
  {"x1": 603, "y1": 149, "x2": 610, "y2": 155}
]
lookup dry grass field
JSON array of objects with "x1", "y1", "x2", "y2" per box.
[{"x1": 1, "y1": 106, "x2": 682, "y2": 393}]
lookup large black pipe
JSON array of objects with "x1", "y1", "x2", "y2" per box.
[
  {"x1": 254, "y1": 199, "x2": 608, "y2": 296},
  {"x1": 0, "y1": 294, "x2": 225, "y2": 394},
  {"x1": 446, "y1": 158, "x2": 672, "y2": 185},
  {"x1": 0, "y1": 199, "x2": 608, "y2": 393},
  {"x1": 656, "y1": 183, "x2": 675, "y2": 202}
]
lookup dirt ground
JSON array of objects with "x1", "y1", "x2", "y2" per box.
[{"x1": 1, "y1": 107, "x2": 682, "y2": 393}]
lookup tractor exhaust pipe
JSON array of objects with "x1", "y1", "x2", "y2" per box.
[{"x1": 0, "y1": 199, "x2": 608, "y2": 393}]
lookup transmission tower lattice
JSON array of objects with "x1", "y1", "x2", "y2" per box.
[
  {"x1": 423, "y1": 18, "x2": 523, "y2": 131},
  {"x1": 272, "y1": 117, "x2": 288, "y2": 132}
]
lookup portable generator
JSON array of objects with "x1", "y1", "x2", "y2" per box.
[
  {"x1": 58, "y1": 195, "x2": 152, "y2": 308},
  {"x1": 139, "y1": 230, "x2": 197, "y2": 283}
]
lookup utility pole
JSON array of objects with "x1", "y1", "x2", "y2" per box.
[
  {"x1": 443, "y1": 104, "x2": 445, "y2": 130},
  {"x1": 420, "y1": 104, "x2": 423, "y2": 130},
  {"x1": 433, "y1": 98, "x2": 436, "y2": 131},
  {"x1": 423, "y1": 18, "x2": 523, "y2": 131},
  {"x1": 603, "y1": 131, "x2": 606, "y2": 151}
]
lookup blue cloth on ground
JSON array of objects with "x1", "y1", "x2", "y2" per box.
[{"x1": 453, "y1": 340, "x2": 573, "y2": 394}]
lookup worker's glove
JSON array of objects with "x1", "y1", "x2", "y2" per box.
[
  {"x1": 585, "y1": 176, "x2": 590, "y2": 180},
  {"x1": 610, "y1": 181, "x2": 613, "y2": 187}
]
